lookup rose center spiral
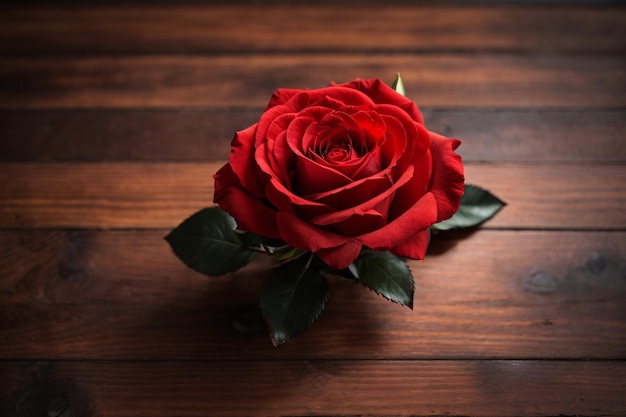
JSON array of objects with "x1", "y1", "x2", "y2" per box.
[{"x1": 318, "y1": 136, "x2": 357, "y2": 162}]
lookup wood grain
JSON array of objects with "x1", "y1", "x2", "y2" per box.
[
  {"x1": 1, "y1": 6, "x2": 624, "y2": 54},
  {"x1": 1, "y1": 109, "x2": 624, "y2": 162},
  {"x1": 1, "y1": 162, "x2": 624, "y2": 229},
  {"x1": 1, "y1": 230, "x2": 624, "y2": 360},
  {"x1": 1, "y1": 54, "x2": 624, "y2": 109},
  {"x1": 1, "y1": 2, "x2": 624, "y2": 416},
  {"x1": 1, "y1": 360, "x2": 625, "y2": 417}
]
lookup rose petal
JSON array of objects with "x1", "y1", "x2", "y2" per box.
[
  {"x1": 306, "y1": 110, "x2": 383, "y2": 179},
  {"x1": 260, "y1": 133, "x2": 293, "y2": 190},
  {"x1": 257, "y1": 99, "x2": 330, "y2": 145},
  {"x1": 350, "y1": 110, "x2": 387, "y2": 147},
  {"x1": 288, "y1": 108, "x2": 335, "y2": 154},
  {"x1": 312, "y1": 94, "x2": 348, "y2": 110},
  {"x1": 255, "y1": 142, "x2": 287, "y2": 191},
  {"x1": 228, "y1": 124, "x2": 266, "y2": 197},
  {"x1": 376, "y1": 114, "x2": 408, "y2": 169},
  {"x1": 276, "y1": 211, "x2": 362, "y2": 270},
  {"x1": 391, "y1": 229, "x2": 431, "y2": 260},
  {"x1": 294, "y1": 153, "x2": 352, "y2": 195},
  {"x1": 316, "y1": 241, "x2": 363, "y2": 270},
  {"x1": 263, "y1": 113, "x2": 298, "y2": 185},
  {"x1": 311, "y1": 86, "x2": 376, "y2": 107},
  {"x1": 306, "y1": 174, "x2": 391, "y2": 210},
  {"x1": 318, "y1": 209, "x2": 388, "y2": 237},
  {"x1": 213, "y1": 164, "x2": 281, "y2": 239},
  {"x1": 256, "y1": 105, "x2": 291, "y2": 145},
  {"x1": 356, "y1": 191, "x2": 437, "y2": 250},
  {"x1": 266, "y1": 112, "x2": 297, "y2": 142},
  {"x1": 310, "y1": 164, "x2": 413, "y2": 222},
  {"x1": 265, "y1": 177, "x2": 332, "y2": 220},
  {"x1": 337, "y1": 78, "x2": 425, "y2": 125},
  {"x1": 266, "y1": 88, "x2": 302, "y2": 109},
  {"x1": 268, "y1": 86, "x2": 374, "y2": 114},
  {"x1": 429, "y1": 132, "x2": 465, "y2": 222},
  {"x1": 389, "y1": 149, "x2": 432, "y2": 219}
]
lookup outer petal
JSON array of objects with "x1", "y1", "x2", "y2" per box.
[
  {"x1": 228, "y1": 124, "x2": 266, "y2": 198},
  {"x1": 337, "y1": 78, "x2": 425, "y2": 125},
  {"x1": 389, "y1": 148, "x2": 432, "y2": 219},
  {"x1": 313, "y1": 86, "x2": 376, "y2": 108},
  {"x1": 429, "y1": 132, "x2": 465, "y2": 222},
  {"x1": 276, "y1": 211, "x2": 362, "y2": 269},
  {"x1": 356, "y1": 192, "x2": 437, "y2": 250},
  {"x1": 316, "y1": 241, "x2": 363, "y2": 270},
  {"x1": 213, "y1": 164, "x2": 281, "y2": 239},
  {"x1": 391, "y1": 229, "x2": 431, "y2": 260},
  {"x1": 266, "y1": 86, "x2": 375, "y2": 113},
  {"x1": 266, "y1": 88, "x2": 303, "y2": 109},
  {"x1": 315, "y1": 209, "x2": 388, "y2": 237}
]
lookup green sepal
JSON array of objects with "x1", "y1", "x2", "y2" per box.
[
  {"x1": 432, "y1": 184, "x2": 506, "y2": 231},
  {"x1": 165, "y1": 207, "x2": 256, "y2": 276},
  {"x1": 347, "y1": 262, "x2": 360, "y2": 279},
  {"x1": 354, "y1": 248, "x2": 414, "y2": 309},
  {"x1": 391, "y1": 73, "x2": 406, "y2": 96},
  {"x1": 260, "y1": 253, "x2": 329, "y2": 346},
  {"x1": 233, "y1": 230, "x2": 305, "y2": 260},
  {"x1": 272, "y1": 246, "x2": 305, "y2": 261}
]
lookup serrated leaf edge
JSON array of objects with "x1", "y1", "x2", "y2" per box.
[
  {"x1": 265, "y1": 289, "x2": 330, "y2": 347},
  {"x1": 164, "y1": 207, "x2": 256, "y2": 276},
  {"x1": 260, "y1": 254, "x2": 330, "y2": 346},
  {"x1": 356, "y1": 251, "x2": 414, "y2": 309}
]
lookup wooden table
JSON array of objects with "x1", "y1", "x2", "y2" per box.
[{"x1": 1, "y1": 2, "x2": 625, "y2": 416}]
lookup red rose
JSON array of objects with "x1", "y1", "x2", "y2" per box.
[{"x1": 214, "y1": 78, "x2": 464, "y2": 270}]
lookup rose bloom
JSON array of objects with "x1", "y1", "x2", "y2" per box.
[{"x1": 214, "y1": 78, "x2": 464, "y2": 270}]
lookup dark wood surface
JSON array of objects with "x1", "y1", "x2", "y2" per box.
[{"x1": 1, "y1": 3, "x2": 625, "y2": 417}]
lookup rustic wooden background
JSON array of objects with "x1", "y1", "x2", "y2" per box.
[{"x1": 1, "y1": 1, "x2": 625, "y2": 416}]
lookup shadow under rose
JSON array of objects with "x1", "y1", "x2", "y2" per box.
[
  {"x1": 141, "y1": 227, "x2": 486, "y2": 363},
  {"x1": 140, "y1": 253, "x2": 389, "y2": 361},
  {"x1": 115, "y1": 253, "x2": 397, "y2": 413},
  {"x1": 427, "y1": 227, "x2": 478, "y2": 256}
]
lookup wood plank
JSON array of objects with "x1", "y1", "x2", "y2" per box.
[
  {"x1": 2, "y1": 109, "x2": 625, "y2": 162},
  {"x1": 0, "y1": 109, "x2": 259, "y2": 162},
  {"x1": 1, "y1": 6, "x2": 625, "y2": 54},
  {"x1": 424, "y1": 109, "x2": 626, "y2": 162},
  {"x1": 1, "y1": 360, "x2": 624, "y2": 417},
  {"x1": 1, "y1": 54, "x2": 624, "y2": 109},
  {"x1": 1, "y1": 162, "x2": 624, "y2": 229},
  {"x1": 1, "y1": 230, "x2": 624, "y2": 360}
]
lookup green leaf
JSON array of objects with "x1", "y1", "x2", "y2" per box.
[
  {"x1": 354, "y1": 249, "x2": 414, "y2": 308},
  {"x1": 260, "y1": 254, "x2": 329, "y2": 346},
  {"x1": 431, "y1": 184, "x2": 506, "y2": 231},
  {"x1": 165, "y1": 207, "x2": 256, "y2": 276},
  {"x1": 391, "y1": 73, "x2": 406, "y2": 97},
  {"x1": 234, "y1": 230, "x2": 285, "y2": 249}
]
